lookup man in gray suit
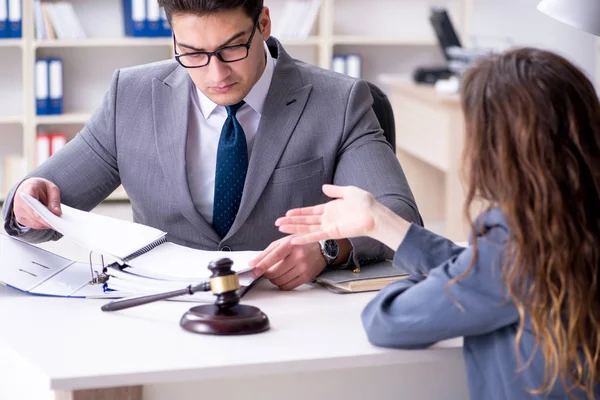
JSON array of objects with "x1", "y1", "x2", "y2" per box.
[{"x1": 3, "y1": 0, "x2": 421, "y2": 290}]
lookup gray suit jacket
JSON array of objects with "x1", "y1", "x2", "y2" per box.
[{"x1": 3, "y1": 38, "x2": 421, "y2": 266}]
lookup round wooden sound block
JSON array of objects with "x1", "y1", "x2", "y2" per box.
[{"x1": 180, "y1": 304, "x2": 270, "y2": 335}]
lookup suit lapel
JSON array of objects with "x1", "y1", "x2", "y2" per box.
[
  {"x1": 152, "y1": 67, "x2": 221, "y2": 244},
  {"x1": 224, "y1": 39, "x2": 313, "y2": 240}
]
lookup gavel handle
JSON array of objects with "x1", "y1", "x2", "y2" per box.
[{"x1": 101, "y1": 281, "x2": 211, "y2": 312}]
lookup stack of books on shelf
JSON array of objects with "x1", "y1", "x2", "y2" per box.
[
  {"x1": 33, "y1": 0, "x2": 86, "y2": 40},
  {"x1": 35, "y1": 132, "x2": 66, "y2": 167},
  {"x1": 35, "y1": 57, "x2": 63, "y2": 115},
  {"x1": 0, "y1": 0, "x2": 22, "y2": 38},
  {"x1": 0, "y1": 155, "x2": 26, "y2": 200},
  {"x1": 122, "y1": 0, "x2": 171, "y2": 38},
  {"x1": 271, "y1": 0, "x2": 320, "y2": 39}
]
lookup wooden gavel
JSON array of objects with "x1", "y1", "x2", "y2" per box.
[{"x1": 101, "y1": 258, "x2": 269, "y2": 335}]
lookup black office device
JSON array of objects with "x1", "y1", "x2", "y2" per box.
[
  {"x1": 412, "y1": 8, "x2": 463, "y2": 84},
  {"x1": 429, "y1": 8, "x2": 462, "y2": 61}
]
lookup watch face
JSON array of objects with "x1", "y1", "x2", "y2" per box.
[{"x1": 324, "y1": 239, "x2": 339, "y2": 259}]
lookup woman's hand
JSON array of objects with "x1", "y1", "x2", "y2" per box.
[{"x1": 276, "y1": 184, "x2": 410, "y2": 251}]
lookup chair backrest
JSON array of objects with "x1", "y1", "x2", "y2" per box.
[{"x1": 366, "y1": 81, "x2": 396, "y2": 151}]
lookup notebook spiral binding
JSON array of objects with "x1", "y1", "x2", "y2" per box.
[{"x1": 122, "y1": 236, "x2": 168, "y2": 263}]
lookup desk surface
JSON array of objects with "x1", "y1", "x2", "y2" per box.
[{"x1": 0, "y1": 279, "x2": 463, "y2": 392}]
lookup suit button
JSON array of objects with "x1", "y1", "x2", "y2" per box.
[{"x1": 220, "y1": 246, "x2": 232, "y2": 251}]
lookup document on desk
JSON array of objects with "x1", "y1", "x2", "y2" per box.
[
  {"x1": 21, "y1": 193, "x2": 167, "y2": 265},
  {"x1": 20, "y1": 193, "x2": 257, "y2": 275},
  {"x1": 2, "y1": 195, "x2": 262, "y2": 301},
  {"x1": 0, "y1": 232, "x2": 257, "y2": 301}
]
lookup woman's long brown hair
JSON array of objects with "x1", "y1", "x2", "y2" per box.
[{"x1": 459, "y1": 47, "x2": 600, "y2": 398}]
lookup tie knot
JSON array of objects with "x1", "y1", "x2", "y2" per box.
[{"x1": 225, "y1": 100, "x2": 245, "y2": 116}]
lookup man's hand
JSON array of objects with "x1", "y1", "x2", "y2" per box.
[
  {"x1": 13, "y1": 178, "x2": 62, "y2": 230},
  {"x1": 248, "y1": 235, "x2": 326, "y2": 291}
]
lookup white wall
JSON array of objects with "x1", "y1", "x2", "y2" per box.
[{"x1": 470, "y1": 0, "x2": 597, "y2": 81}]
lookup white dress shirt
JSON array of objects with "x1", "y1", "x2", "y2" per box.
[{"x1": 186, "y1": 41, "x2": 276, "y2": 224}]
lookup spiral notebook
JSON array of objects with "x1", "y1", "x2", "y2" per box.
[{"x1": 20, "y1": 193, "x2": 256, "y2": 274}]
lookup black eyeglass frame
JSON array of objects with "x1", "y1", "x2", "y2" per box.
[{"x1": 173, "y1": 13, "x2": 261, "y2": 69}]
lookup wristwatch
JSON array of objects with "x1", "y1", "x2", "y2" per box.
[{"x1": 318, "y1": 239, "x2": 339, "y2": 265}]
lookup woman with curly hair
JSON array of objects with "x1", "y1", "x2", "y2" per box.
[{"x1": 274, "y1": 48, "x2": 600, "y2": 399}]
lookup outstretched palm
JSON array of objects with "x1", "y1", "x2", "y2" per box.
[{"x1": 276, "y1": 185, "x2": 378, "y2": 245}]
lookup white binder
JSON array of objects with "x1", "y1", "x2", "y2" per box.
[
  {"x1": 0, "y1": 0, "x2": 8, "y2": 37},
  {"x1": 7, "y1": 0, "x2": 21, "y2": 37},
  {"x1": 35, "y1": 59, "x2": 49, "y2": 115},
  {"x1": 48, "y1": 58, "x2": 63, "y2": 114},
  {"x1": 146, "y1": 0, "x2": 160, "y2": 36}
]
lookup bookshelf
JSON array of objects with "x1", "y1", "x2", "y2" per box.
[
  {"x1": 0, "y1": 116, "x2": 23, "y2": 124},
  {"x1": 0, "y1": 0, "x2": 475, "y2": 204},
  {"x1": 0, "y1": 38, "x2": 23, "y2": 47},
  {"x1": 34, "y1": 112, "x2": 91, "y2": 125},
  {"x1": 34, "y1": 37, "x2": 173, "y2": 48}
]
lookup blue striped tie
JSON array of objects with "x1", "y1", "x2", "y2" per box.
[{"x1": 212, "y1": 100, "x2": 248, "y2": 238}]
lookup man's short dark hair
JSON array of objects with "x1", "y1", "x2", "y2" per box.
[{"x1": 157, "y1": 0, "x2": 263, "y2": 24}]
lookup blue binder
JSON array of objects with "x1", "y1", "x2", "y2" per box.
[
  {"x1": 7, "y1": 0, "x2": 20, "y2": 38},
  {"x1": 0, "y1": 0, "x2": 8, "y2": 38},
  {"x1": 48, "y1": 58, "x2": 63, "y2": 115},
  {"x1": 159, "y1": 7, "x2": 171, "y2": 37},
  {"x1": 146, "y1": 0, "x2": 160, "y2": 37},
  {"x1": 122, "y1": 0, "x2": 147, "y2": 37},
  {"x1": 35, "y1": 59, "x2": 50, "y2": 116}
]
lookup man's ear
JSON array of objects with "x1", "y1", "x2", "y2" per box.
[{"x1": 258, "y1": 7, "x2": 272, "y2": 38}]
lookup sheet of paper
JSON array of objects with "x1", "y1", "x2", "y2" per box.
[
  {"x1": 21, "y1": 193, "x2": 166, "y2": 262},
  {"x1": 107, "y1": 267, "x2": 256, "y2": 290},
  {"x1": 123, "y1": 242, "x2": 259, "y2": 280},
  {"x1": 0, "y1": 233, "x2": 74, "y2": 292},
  {"x1": 31, "y1": 262, "x2": 104, "y2": 297},
  {"x1": 107, "y1": 269, "x2": 199, "y2": 292}
]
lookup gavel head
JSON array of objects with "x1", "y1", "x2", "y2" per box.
[
  {"x1": 208, "y1": 258, "x2": 241, "y2": 309},
  {"x1": 180, "y1": 257, "x2": 269, "y2": 335}
]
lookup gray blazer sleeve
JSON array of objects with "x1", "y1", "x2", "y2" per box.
[
  {"x1": 334, "y1": 80, "x2": 422, "y2": 266},
  {"x1": 361, "y1": 223, "x2": 519, "y2": 349},
  {"x1": 2, "y1": 70, "x2": 122, "y2": 243}
]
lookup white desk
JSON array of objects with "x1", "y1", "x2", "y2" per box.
[{"x1": 0, "y1": 277, "x2": 468, "y2": 400}]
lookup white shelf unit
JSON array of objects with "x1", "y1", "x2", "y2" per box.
[
  {"x1": 332, "y1": 36, "x2": 437, "y2": 46},
  {"x1": 0, "y1": 39, "x2": 24, "y2": 48},
  {"x1": 0, "y1": 116, "x2": 23, "y2": 124},
  {"x1": 35, "y1": 112, "x2": 92, "y2": 125},
  {"x1": 33, "y1": 37, "x2": 173, "y2": 48},
  {"x1": 0, "y1": 0, "x2": 473, "y2": 203}
]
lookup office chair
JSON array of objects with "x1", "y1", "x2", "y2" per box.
[{"x1": 367, "y1": 81, "x2": 396, "y2": 152}]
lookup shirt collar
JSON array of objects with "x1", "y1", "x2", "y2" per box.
[{"x1": 196, "y1": 41, "x2": 275, "y2": 119}]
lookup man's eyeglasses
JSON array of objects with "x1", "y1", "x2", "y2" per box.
[{"x1": 174, "y1": 15, "x2": 260, "y2": 69}]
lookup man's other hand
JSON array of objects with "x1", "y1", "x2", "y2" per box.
[{"x1": 248, "y1": 235, "x2": 326, "y2": 291}]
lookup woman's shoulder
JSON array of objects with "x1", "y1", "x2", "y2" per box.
[{"x1": 470, "y1": 207, "x2": 511, "y2": 245}]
